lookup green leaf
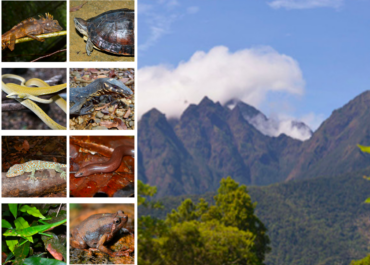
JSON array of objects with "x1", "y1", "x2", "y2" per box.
[
  {"x1": 23, "y1": 257, "x2": 66, "y2": 265},
  {"x1": 364, "y1": 197, "x2": 370, "y2": 203},
  {"x1": 9, "y1": 204, "x2": 18, "y2": 219},
  {"x1": 2, "y1": 219, "x2": 12, "y2": 229},
  {"x1": 13, "y1": 241, "x2": 30, "y2": 265},
  {"x1": 14, "y1": 217, "x2": 32, "y2": 243},
  {"x1": 4, "y1": 252, "x2": 15, "y2": 263},
  {"x1": 20, "y1": 205, "x2": 46, "y2": 219},
  {"x1": 14, "y1": 217, "x2": 30, "y2": 229},
  {"x1": 358, "y1": 144, "x2": 370, "y2": 154},
  {"x1": 6, "y1": 238, "x2": 19, "y2": 253}
]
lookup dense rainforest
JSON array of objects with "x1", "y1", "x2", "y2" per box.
[{"x1": 140, "y1": 169, "x2": 370, "y2": 264}]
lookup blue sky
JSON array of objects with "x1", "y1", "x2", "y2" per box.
[{"x1": 138, "y1": 0, "x2": 370, "y2": 138}]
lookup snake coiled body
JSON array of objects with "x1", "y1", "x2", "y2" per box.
[{"x1": 2, "y1": 74, "x2": 67, "y2": 130}]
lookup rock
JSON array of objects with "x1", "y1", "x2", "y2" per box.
[
  {"x1": 96, "y1": 112, "x2": 104, "y2": 119},
  {"x1": 78, "y1": 116, "x2": 84, "y2": 124},
  {"x1": 116, "y1": 109, "x2": 125, "y2": 117}
]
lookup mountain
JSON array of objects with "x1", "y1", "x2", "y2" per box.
[
  {"x1": 140, "y1": 169, "x2": 370, "y2": 265},
  {"x1": 287, "y1": 91, "x2": 370, "y2": 181},
  {"x1": 236, "y1": 101, "x2": 313, "y2": 140},
  {"x1": 138, "y1": 108, "x2": 213, "y2": 197},
  {"x1": 139, "y1": 91, "x2": 370, "y2": 197}
]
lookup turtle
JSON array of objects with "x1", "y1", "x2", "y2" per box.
[{"x1": 74, "y1": 9, "x2": 134, "y2": 56}]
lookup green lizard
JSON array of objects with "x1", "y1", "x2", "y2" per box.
[{"x1": 3, "y1": 218, "x2": 66, "y2": 245}]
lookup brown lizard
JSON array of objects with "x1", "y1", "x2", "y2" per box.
[{"x1": 2, "y1": 13, "x2": 63, "y2": 51}]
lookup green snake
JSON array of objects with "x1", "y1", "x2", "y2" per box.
[{"x1": 2, "y1": 74, "x2": 67, "y2": 130}]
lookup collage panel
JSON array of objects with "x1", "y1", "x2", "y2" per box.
[
  {"x1": 2, "y1": 68, "x2": 67, "y2": 130},
  {"x1": 2, "y1": 203, "x2": 67, "y2": 263},
  {"x1": 70, "y1": 68, "x2": 135, "y2": 130},
  {"x1": 2, "y1": 136, "x2": 67, "y2": 197},
  {"x1": 69, "y1": 203, "x2": 135, "y2": 264},
  {"x1": 69, "y1": 0, "x2": 135, "y2": 61},
  {"x1": 70, "y1": 136, "x2": 134, "y2": 197},
  {"x1": 2, "y1": 1, "x2": 67, "y2": 62}
]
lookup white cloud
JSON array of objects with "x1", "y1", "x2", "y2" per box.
[
  {"x1": 245, "y1": 113, "x2": 313, "y2": 141},
  {"x1": 139, "y1": 13, "x2": 179, "y2": 51},
  {"x1": 158, "y1": 0, "x2": 179, "y2": 8},
  {"x1": 187, "y1": 6, "x2": 200, "y2": 14},
  {"x1": 139, "y1": 1, "x2": 182, "y2": 52},
  {"x1": 138, "y1": 45, "x2": 305, "y2": 119},
  {"x1": 138, "y1": 3, "x2": 153, "y2": 14},
  {"x1": 268, "y1": 0, "x2": 344, "y2": 9},
  {"x1": 139, "y1": 1, "x2": 200, "y2": 51}
]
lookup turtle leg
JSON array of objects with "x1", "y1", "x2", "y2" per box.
[
  {"x1": 25, "y1": 33, "x2": 45, "y2": 42},
  {"x1": 9, "y1": 34, "x2": 16, "y2": 51},
  {"x1": 86, "y1": 38, "x2": 94, "y2": 56}
]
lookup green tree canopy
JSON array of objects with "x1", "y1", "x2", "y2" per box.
[{"x1": 138, "y1": 177, "x2": 270, "y2": 265}]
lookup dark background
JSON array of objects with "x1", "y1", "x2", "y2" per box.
[{"x1": 2, "y1": 1, "x2": 67, "y2": 62}]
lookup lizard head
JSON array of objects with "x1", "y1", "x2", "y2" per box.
[
  {"x1": 6, "y1": 164, "x2": 25, "y2": 177},
  {"x1": 39, "y1": 13, "x2": 63, "y2": 33},
  {"x1": 3, "y1": 229, "x2": 19, "y2": 237}
]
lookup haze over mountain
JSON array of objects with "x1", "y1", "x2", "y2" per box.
[
  {"x1": 139, "y1": 91, "x2": 370, "y2": 198},
  {"x1": 234, "y1": 101, "x2": 313, "y2": 140}
]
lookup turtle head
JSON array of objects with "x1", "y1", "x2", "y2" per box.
[{"x1": 74, "y1": 18, "x2": 88, "y2": 36}]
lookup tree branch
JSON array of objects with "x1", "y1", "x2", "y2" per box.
[
  {"x1": 31, "y1": 49, "x2": 66, "y2": 62},
  {"x1": 2, "y1": 31, "x2": 67, "y2": 46}
]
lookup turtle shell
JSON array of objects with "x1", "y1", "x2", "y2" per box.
[{"x1": 87, "y1": 9, "x2": 134, "y2": 56}]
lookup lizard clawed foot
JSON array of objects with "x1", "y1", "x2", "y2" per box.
[{"x1": 29, "y1": 175, "x2": 37, "y2": 182}]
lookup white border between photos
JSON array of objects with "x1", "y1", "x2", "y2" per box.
[{"x1": 0, "y1": 0, "x2": 138, "y2": 264}]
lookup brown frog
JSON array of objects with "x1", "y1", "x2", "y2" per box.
[{"x1": 70, "y1": 210, "x2": 133, "y2": 257}]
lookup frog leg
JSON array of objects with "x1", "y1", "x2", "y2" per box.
[
  {"x1": 25, "y1": 33, "x2": 45, "y2": 42},
  {"x1": 70, "y1": 238, "x2": 88, "y2": 249},
  {"x1": 55, "y1": 164, "x2": 66, "y2": 180},
  {"x1": 29, "y1": 168, "x2": 37, "y2": 181},
  {"x1": 86, "y1": 38, "x2": 94, "y2": 56},
  {"x1": 9, "y1": 34, "x2": 16, "y2": 51},
  {"x1": 95, "y1": 234, "x2": 131, "y2": 257}
]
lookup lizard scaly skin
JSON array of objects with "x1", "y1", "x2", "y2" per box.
[{"x1": 6, "y1": 160, "x2": 66, "y2": 181}]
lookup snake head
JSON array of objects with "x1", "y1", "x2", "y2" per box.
[{"x1": 6, "y1": 93, "x2": 27, "y2": 99}]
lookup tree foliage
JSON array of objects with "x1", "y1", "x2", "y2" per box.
[
  {"x1": 138, "y1": 177, "x2": 270, "y2": 265},
  {"x1": 358, "y1": 145, "x2": 370, "y2": 202},
  {"x1": 142, "y1": 170, "x2": 370, "y2": 264},
  {"x1": 351, "y1": 254, "x2": 370, "y2": 265},
  {"x1": 352, "y1": 145, "x2": 370, "y2": 264}
]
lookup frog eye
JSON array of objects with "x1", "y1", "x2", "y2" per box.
[{"x1": 114, "y1": 218, "x2": 121, "y2": 224}]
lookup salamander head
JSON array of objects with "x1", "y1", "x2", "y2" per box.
[
  {"x1": 74, "y1": 18, "x2": 88, "y2": 37},
  {"x1": 6, "y1": 164, "x2": 25, "y2": 177}
]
